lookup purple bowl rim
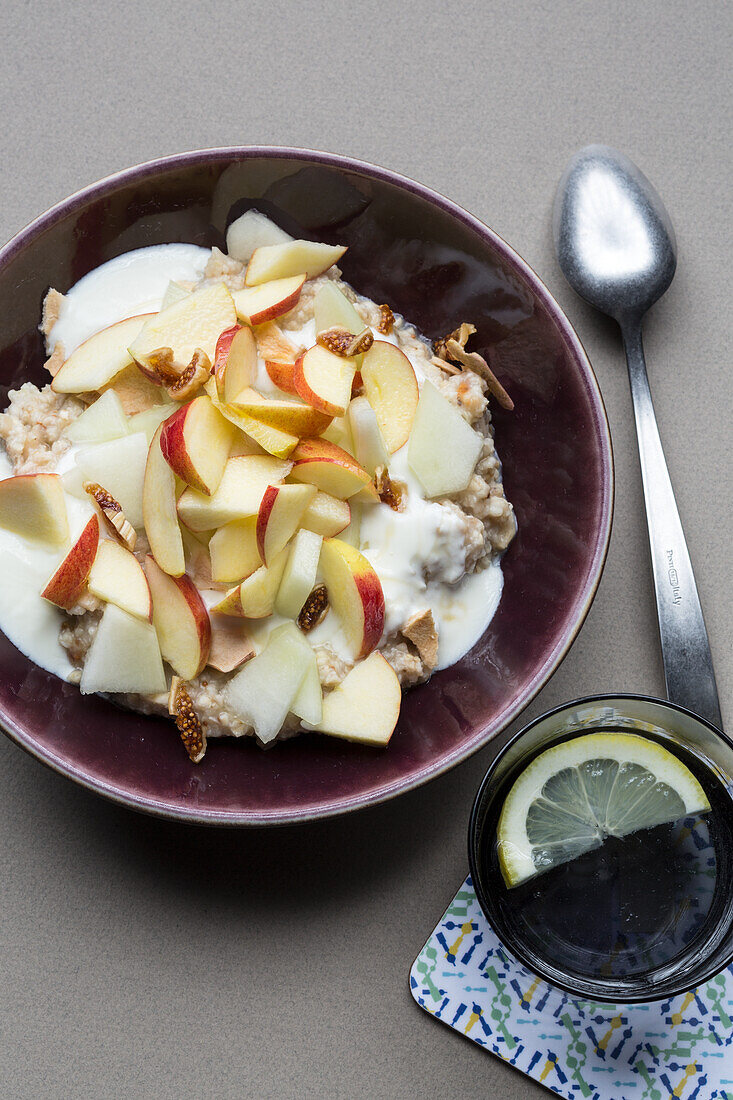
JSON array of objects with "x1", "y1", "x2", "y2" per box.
[{"x1": 0, "y1": 146, "x2": 615, "y2": 826}]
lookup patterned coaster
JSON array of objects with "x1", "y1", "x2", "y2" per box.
[{"x1": 410, "y1": 876, "x2": 733, "y2": 1099}]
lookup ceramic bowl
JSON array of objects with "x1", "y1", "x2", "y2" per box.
[{"x1": 0, "y1": 148, "x2": 613, "y2": 823}]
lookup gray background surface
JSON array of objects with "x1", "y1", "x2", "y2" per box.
[{"x1": 0, "y1": 1, "x2": 731, "y2": 1096}]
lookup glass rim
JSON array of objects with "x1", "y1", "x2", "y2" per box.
[{"x1": 467, "y1": 691, "x2": 733, "y2": 1003}]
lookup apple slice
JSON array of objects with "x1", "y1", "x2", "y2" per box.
[
  {"x1": 142, "y1": 424, "x2": 185, "y2": 577},
  {"x1": 230, "y1": 388, "x2": 332, "y2": 435},
  {"x1": 263, "y1": 620, "x2": 322, "y2": 725},
  {"x1": 289, "y1": 438, "x2": 374, "y2": 500},
  {"x1": 145, "y1": 555, "x2": 211, "y2": 679},
  {"x1": 88, "y1": 538, "x2": 152, "y2": 621},
  {"x1": 207, "y1": 614, "x2": 255, "y2": 673},
  {"x1": 0, "y1": 473, "x2": 69, "y2": 547},
  {"x1": 223, "y1": 622, "x2": 312, "y2": 744},
  {"x1": 360, "y1": 341, "x2": 419, "y2": 453},
  {"x1": 245, "y1": 240, "x2": 346, "y2": 286},
  {"x1": 312, "y1": 652, "x2": 400, "y2": 746},
  {"x1": 160, "y1": 395, "x2": 236, "y2": 495},
  {"x1": 177, "y1": 455, "x2": 291, "y2": 532},
  {"x1": 160, "y1": 281, "x2": 190, "y2": 310},
  {"x1": 313, "y1": 282, "x2": 364, "y2": 337},
  {"x1": 226, "y1": 209, "x2": 293, "y2": 263},
  {"x1": 129, "y1": 403, "x2": 178, "y2": 444},
  {"x1": 65, "y1": 390, "x2": 129, "y2": 444},
  {"x1": 264, "y1": 359, "x2": 297, "y2": 396},
  {"x1": 101, "y1": 363, "x2": 166, "y2": 415},
  {"x1": 128, "y1": 283, "x2": 236, "y2": 371},
  {"x1": 347, "y1": 395, "x2": 389, "y2": 475},
  {"x1": 300, "y1": 491, "x2": 351, "y2": 538},
  {"x1": 213, "y1": 547, "x2": 288, "y2": 618},
  {"x1": 41, "y1": 515, "x2": 99, "y2": 609},
  {"x1": 320, "y1": 538, "x2": 384, "y2": 658},
  {"x1": 275, "y1": 528, "x2": 323, "y2": 619},
  {"x1": 233, "y1": 274, "x2": 306, "y2": 325},
  {"x1": 74, "y1": 432, "x2": 149, "y2": 529},
  {"x1": 51, "y1": 314, "x2": 150, "y2": 393},
  {"x1": 256, "y1": 483, "x2": 316, "y2": 565},
  {"x1": 407, "y1": 380, "x2": 482, "y2": 496},
  {"x1": 80, "y1": 602, "x2": 167, "y2": 696},
  {"x1": 209, "y1": 516, "x2": 261, "y2": 583},
  {"x1": 208, "y1": 391, "x2": 298, "y2": 458},
  {"x1": 320, "y1": 415, "x2": 354, "y2": 454},
  {"x1": 338, "y1": 501, "x2": 362, "y2": 548},
  {"x1": 294, "y1": 345, "x2": 355, "y2": 416},
  {"x1": 212, "y1": 325, "x2": 257, "y2": 403}
]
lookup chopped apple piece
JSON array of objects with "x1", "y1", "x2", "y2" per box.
[
  {"x1": 177, "y1": 455, "x2": 291, "y2": 532},
  {"x1": 313, "y1": 282, "x2": 364, "y2": 336},
  {"x1": 289, "y1": 438, "x2": 374, "y2": 499},
  {"x1": 160, "y1": 395, "x2": 236, "y2": 495},
  {"x1": 255, "y1": 322, "x2": 303, "y2": 366},
  {"x1": 338, "y1": 501, "x2": 362, "y2": 548},
  {"x1": 264, "y1": 359, "x2": 297, "y2": 396},
  {"x1": 312, "y1": 652, "x2": 400, "y2": 746},
  {"x1": 41, "y1": 515, "x2": 99, "y2": 609},
  {"x1": 142, "y1": 424, "x2": 185, "y2": 577},
  {"x1": 128, "y1": 283, "x2": 236, "y2": 370},
  {"x1": 408, "y1": 380, "x2": 482, "y2": 496},
  {"x1": 360, "y1": 341, "x2": 419, "y2": 453},
  {"x1": 269, "y1": 621, "x2": 322, "y2": 726},
  {"x1": 212, "y1": 325, "x2": 257, "y2": 403},
  {"x1": 226, "y1": 209, "x2": 293, "y2": 263},
  {"x1": 208, "y1": 391, "x2": 299, "y2": 458},
  {"x1": 129, "y1": 403, "x2": 178, "y2": 444},
  {"x1": 160, "y1": 281, "x2": 189, "y2": 310},
  {"x1": 320, "y1": 538, "x2": 384, "y2": 658},
  {"x1": 223, "y1": 623, "x2": 312, "y2": 744},
  {"x1": 294, "y1": 345, "x2": 355, "y2": 417},
  {"x1": 300, "y1": 491, "x2": 351, "y2": 538},
  {"x1": 319, "y1": 415, "x2": 354, "y2": 453},
  {"x1": 348, "y1": 395, "x2": 389, "y2": 475},
  {"x1": 209, "y1": 516, "x2": 261, "y2": 583},
  {"x1": 231, "y1": 388, "x2": 332, "y2": 436},
  {"x1": 213, "y1": 547, "x2": 288, "y2": 618},
  {"x1": 145, "y1": 555, "x2": 211, "y2": 679},
  {"x1": 207, "y1": 615, "x2": 255, "y2": 673},
  {"x1": 0, "y1": 473, "x2": 68, "y2": 547},
  {"x1": 245, "y1": 240, "x2": 346, "y2": 286},
  {"x1": 51, "y1": 314, "x2": 150, "y2": 393},
  {"x1": 80, "y1": 602, "x2": 167, "y2": 696},
  {"x1": 65, "y1": 390, "x2": 129, "y2": 444},
  {"x1": 275, "y1": 528, "x2": 323, "y2": 619},
  {"x1": 101, "y1": 362, "x2": 166, "y2": 415},
  {"x1": 74, "y1": 432, "x2": 148, "y2": 529},
  {"x1": 256, "y1": 483, "x2": 316, "y2": 565},
  {"x1": 88, "y1": 538, "x2": 152, "y2": 621},
  {"x1": 233, "y1": 275, "x2": 306, "y2": 326}
]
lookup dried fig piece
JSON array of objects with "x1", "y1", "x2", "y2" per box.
[
  {"x1": 316, "y1": 326, "x2": 374, "y2": 358},
  {"x1": 297, "y1": 584, "x2": 329, "y2": 632},
  {"x1": 402, "y1": 609, "x2": 438, "y2": 670},
  {"x1": 165, "y1": 349, "x2": 212, "y2": 400},
  {"x1": 377, "y1": 304, "x2": 395, "y2": 334},
  {"x1": 83, "y1": 481, "x2": 137, "y2": 551},
  {"x1": 169, "y1": 677, "x2": 207, "y2": 763},
  {"x1": 375, "y1": 466, "x2": 405, "y2": 511}
]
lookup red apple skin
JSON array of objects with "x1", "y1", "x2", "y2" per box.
[
  {"x1": 213, "y1": 325, "x2": 242, "y2": 381},
  {"x1": 256, "y1": 484, "x2": 278, "y2": 564},
  {"x1": 245, "y1": 277, "x2": 305, "y2": 325},
  {"x1": 265, "y1": 360, "x2": 298, "y2": 396},
  {"x1": 159, "y1": 404, "x2": 201, "y2": 489},
  {"x1": 41, "y1": 515, "x2": 99, "y2": 610},
  {"x1": 293, "y1": 352, "x2": 342, "y2": 416},
  {"x1": 145, "y1": 554, "x2": 211, "y2": 676},
  {"x1": 353, "y1": 572, "x2": 385, "y2": 657}
]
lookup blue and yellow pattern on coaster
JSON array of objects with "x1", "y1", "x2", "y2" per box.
[{"x1": 410, "y1": 876, "x2": 733, "y2": 1099}]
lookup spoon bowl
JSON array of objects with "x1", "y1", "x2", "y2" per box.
[{"x1": 553, "y1": 144, "x2": 677, "y2": 323}]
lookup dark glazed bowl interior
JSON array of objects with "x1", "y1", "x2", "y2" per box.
[{"x1": 0, "y1": 148, "x2": 613, "y2": 824}]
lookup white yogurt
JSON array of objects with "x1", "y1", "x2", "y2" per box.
[
  {"x1": 49, "y1": 244, "x2": 210, "y2": 355},
  {"x1": 1, "y1": 243, "x2": 506, "y2": 686}
]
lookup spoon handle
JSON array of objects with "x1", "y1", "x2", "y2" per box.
[{"x1": 622, "y1": 323, "x2": 723, "y2": 730}]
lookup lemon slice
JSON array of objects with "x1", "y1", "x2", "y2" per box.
[{"x1": 497, "y1": 733, "x2": 711, "y2": 888}]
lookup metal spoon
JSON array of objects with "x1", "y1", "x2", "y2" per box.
[{"x1": 553, "y1": 144, "x2": 723, "y2": 730}]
